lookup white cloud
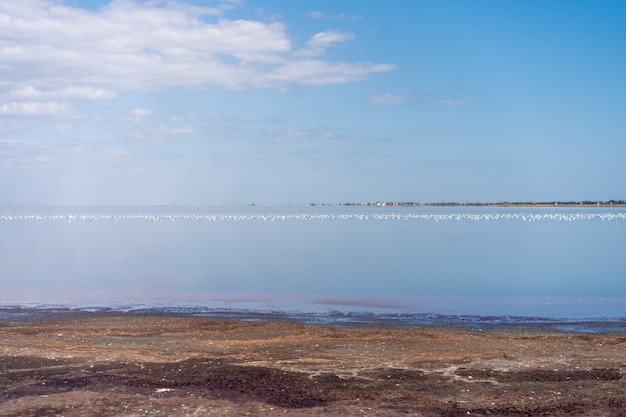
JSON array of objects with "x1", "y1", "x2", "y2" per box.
[
  {"x1": 368, "y1": 93, "x2": 414, "y2": 105},
  {"x1": 0, "y1": 101, "x2": 74, "y2": 117},
  {"x1": 0, "y1": 0, "x2": 394, "y2": 103},
  {"x1": 8, "y1": 86, "x2": 116, "y2": 100},
  {"x1": 126, "y1": 108, "x2": 153, "y2": 120},
  {"x1": 162, "y1": 126, "x2": 197, "y2": 135},
  {"x1": 305, "y1": 11, "x2": 325, "y2": 19},
  {"x1": 305, "y1": 11, "x2": 363, "y2": 21},
  {"x1": 270, "y1": 61, "x2": 394, "y2": 86},
  {"x1": 297, "y1": 31, "x2": 356, "y2": 57},
  {"x1": 170, "y1": 115, "x2": 197, "y2": 122}
]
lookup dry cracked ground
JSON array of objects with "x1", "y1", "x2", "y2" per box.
[{"x1": 1, "y1": 313, "x2": 625, "y2": 416}]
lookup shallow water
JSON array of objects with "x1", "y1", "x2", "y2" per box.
[
  {"x1": 1, "y1": 291, "x2": 625, "y2": 333},
  {"x1": 1, "y1": 205, "x2": 625, "y2": 329}
]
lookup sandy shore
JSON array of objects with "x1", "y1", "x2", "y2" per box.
[{"x1": 1, "y1": 313, "x2": 625, "y2": 416}]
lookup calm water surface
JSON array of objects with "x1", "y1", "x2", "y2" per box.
[{"x1": 1, "y1": 206, "x2": 625, "y2": 326}]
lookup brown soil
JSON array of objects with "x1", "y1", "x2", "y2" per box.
[{"x1": 1, "y1": 313, "x2": 625, "y2": 416}]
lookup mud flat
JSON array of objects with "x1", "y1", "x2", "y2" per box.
[{"x1": 1, "y1": 312, "x2": 625, "y2": 416}]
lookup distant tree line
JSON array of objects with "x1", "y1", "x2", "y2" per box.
[{"x1": 309, "y1": 200, "x2": 626, "y2": 207}]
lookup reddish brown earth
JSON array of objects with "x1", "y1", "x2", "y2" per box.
[{"x1": 1, "y1": 313, "x2": 625, "y2": 416}]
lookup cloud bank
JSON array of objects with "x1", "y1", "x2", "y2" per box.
[{"x1": 0, "y1": 0, "x2": 395, "y2": 116}]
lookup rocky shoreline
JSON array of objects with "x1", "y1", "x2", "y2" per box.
[{"x1": 1, "y1": 313, "x2": 625, "y2": 416}]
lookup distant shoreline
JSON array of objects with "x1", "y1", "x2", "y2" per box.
[
  {"x1": 325, "y1": 200, "x2": 626, "y2": 208},
  {"x1": 2, "y1": 201, "x2": 625, "y2": 209}
]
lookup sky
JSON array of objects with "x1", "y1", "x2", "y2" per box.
[{"x1": 1, "y1": 0, "x2": 625, "y2": 206}]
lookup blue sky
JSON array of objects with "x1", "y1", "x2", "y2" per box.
[{"x1": 1, "y1": 0, "x2": 625, "y2": 205}]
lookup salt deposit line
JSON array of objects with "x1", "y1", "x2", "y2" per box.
[{"x1": 1, "y1": 212, "x2": 625, "y2": 222}]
